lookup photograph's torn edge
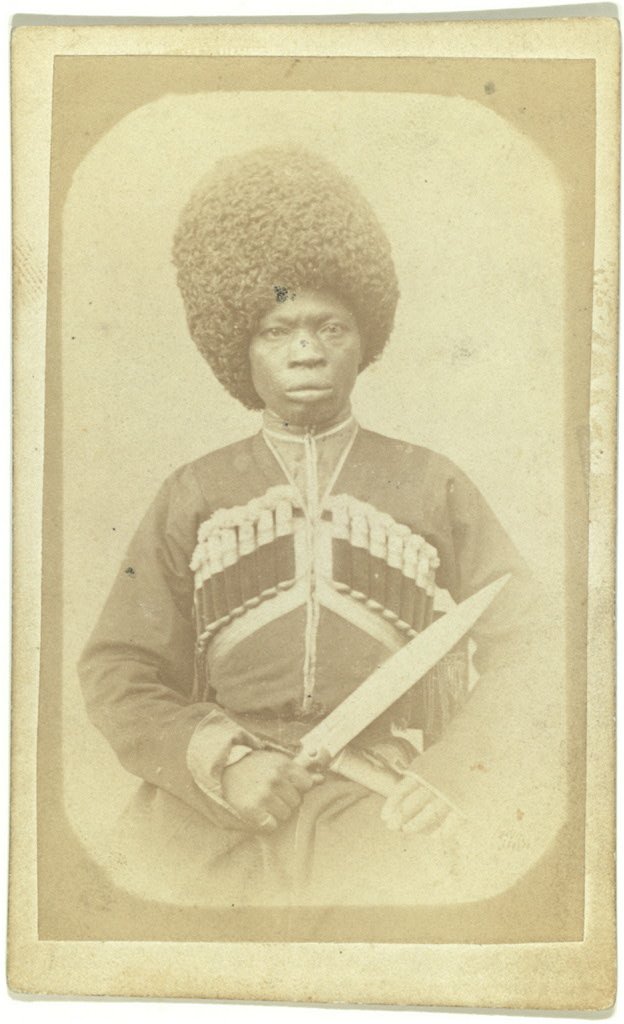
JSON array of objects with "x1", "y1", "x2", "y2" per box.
[{"x1": 8, "y1": 17, "x2": 619, "y2": 1008}]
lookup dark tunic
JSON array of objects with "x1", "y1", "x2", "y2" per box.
[{"x1": 78, "y1": 427, "x2": 564, "y2": 905}]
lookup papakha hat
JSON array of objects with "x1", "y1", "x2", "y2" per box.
[{"x1": 172, "y1": 147, "x2": 400, "y2": 409}]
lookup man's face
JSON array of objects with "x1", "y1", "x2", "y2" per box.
[{"x1": 249, "y1": 289, "x2": 363, "y2": 428}]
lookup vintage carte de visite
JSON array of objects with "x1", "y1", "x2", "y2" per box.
[{"x1": 8, "y1": 15, "x2": 619, "y2": 1008}]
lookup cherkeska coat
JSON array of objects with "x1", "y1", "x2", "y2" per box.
[{"x1": 78, "y1": 420, "x2": 564, "y2": 905}]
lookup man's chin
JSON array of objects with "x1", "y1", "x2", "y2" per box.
[{"x1": 282, "y1": 390, "x2": 337, "y2": 425}]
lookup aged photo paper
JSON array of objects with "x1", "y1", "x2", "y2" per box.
[{"x1": 8, "y1": 15, "x2": 619, "y2": 1008}]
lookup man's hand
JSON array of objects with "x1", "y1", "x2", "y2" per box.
[
  {"x1": 380, "y1": 774, "x2": 459, "y2": 835},
  {"x1": 222, "y1": 750, "x2": 324, "y2": 831}
]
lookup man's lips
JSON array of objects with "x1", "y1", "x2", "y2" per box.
[{"x1": 285, "y1": 383, "x2": 333, "y2": 393}]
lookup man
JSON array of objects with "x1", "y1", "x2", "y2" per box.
[{"x1": 79, "y1": 148, "x2": 564, "y2": 906}]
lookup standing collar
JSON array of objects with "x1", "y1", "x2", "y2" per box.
[{"x1": 262, "y1": 406, "x2": 357, "y2": 443}]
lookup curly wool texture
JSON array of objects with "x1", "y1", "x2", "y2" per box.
[{"x1": 172, "y1": 148, "x2": 400, "y2": 409}]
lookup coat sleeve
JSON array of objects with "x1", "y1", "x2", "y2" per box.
[
  {"x1": 414, "y1": 462, "x2": 567, "y2": 833},
  {"x1": 77, "y1": 468, "x2": 263, "y2": 830}
]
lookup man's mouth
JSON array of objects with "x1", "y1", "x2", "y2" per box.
[{"x1": 285, "y1": 385, "x2": 333, "y2": 400}]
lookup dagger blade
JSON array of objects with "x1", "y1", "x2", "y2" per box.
[{"x1": 296, "y1": 573, "x2": 510, "y2": 765}]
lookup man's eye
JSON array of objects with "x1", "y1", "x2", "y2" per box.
[
  {"x1": 319, "y1": 322, "x2": 345, "y2": 337},
  {"x1": 263, "y1": 326, "x2": 289, "y2": 339}
]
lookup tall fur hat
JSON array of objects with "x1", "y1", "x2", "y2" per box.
[{"x1": 172, "y1": 147, "x2": 400, "y2": 409}]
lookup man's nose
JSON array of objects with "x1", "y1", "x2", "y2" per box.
[{"x1": 288, "y1": 332, "x2": 327, "y2": 366}]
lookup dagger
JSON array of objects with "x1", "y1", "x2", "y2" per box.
[{"x1": 294, "y1": 574, "x2": 511, "y2": 791}]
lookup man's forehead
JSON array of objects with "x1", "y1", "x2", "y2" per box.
[{"x1": 257, "y1": 290, "x2": 356, "y2": 324}]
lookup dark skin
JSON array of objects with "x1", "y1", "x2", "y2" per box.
[
  {"x1": 222, "y1": 289, "x2": 458, "y2": 835},
  {"x1": 222, "y1": 751, "x2": 324, "y2": 831}
]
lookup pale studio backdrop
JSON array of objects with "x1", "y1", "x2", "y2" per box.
[{"x1": 60, "y1": 90, "x2": 566, "y2": 868}]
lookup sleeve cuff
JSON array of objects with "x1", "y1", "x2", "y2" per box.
[
  {"x1": 186, "y1": 709, "x2": 263, "y2": 823},
  {"x1": 225, "y1": 744, "x2": 255, "y2": 767}
]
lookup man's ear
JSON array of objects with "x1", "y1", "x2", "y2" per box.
[{"x1": 356, "y1": 338, "x2": 364, "y2": 370}]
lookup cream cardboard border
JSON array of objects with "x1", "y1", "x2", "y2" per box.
[{"x1": 9, "y1": 18, "x2": 619, "y2": 1007}]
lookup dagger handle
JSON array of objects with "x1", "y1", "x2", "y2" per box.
[
  {"x1": 328, "y1": 748, "x2": 398, "y2": 797},
  {"x1": 293, "y1": 745, "x2": 332, "y2": 771},
  {"x1": 294, "y1": 744, "x2": 398, "y2": 797},
  {"x1": 298, "y1": 747, "x2": 466, "y2": 819}
]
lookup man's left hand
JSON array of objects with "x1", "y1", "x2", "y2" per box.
[{"x1": 381, "y1": 774, "x2": 458, "y2": 834}]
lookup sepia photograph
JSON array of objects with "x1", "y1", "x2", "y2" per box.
[{"x1": 9, "y1": 14, "x2": 618, "y2": 1007}]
